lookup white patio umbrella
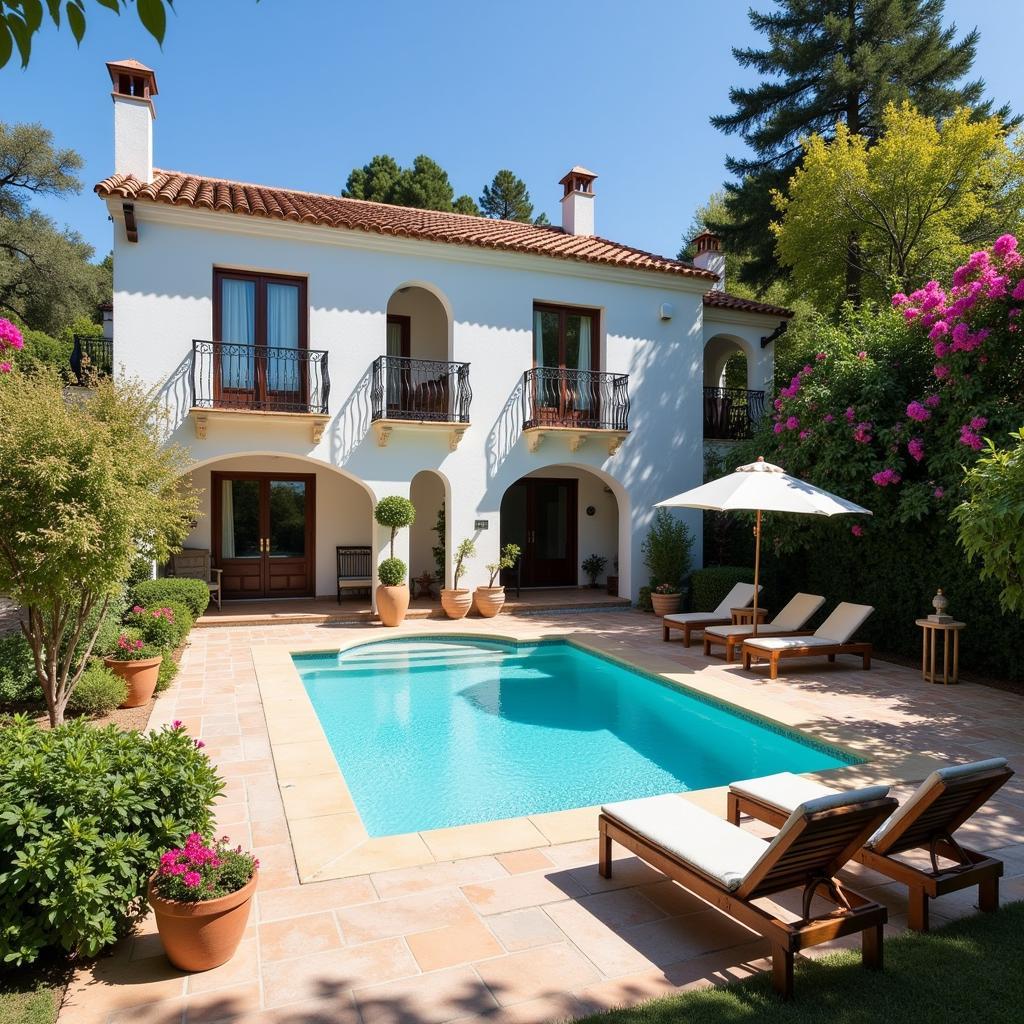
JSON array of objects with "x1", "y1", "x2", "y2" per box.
[{"x1": 656, "y1": 457, "x2": 871, "y2": 635}]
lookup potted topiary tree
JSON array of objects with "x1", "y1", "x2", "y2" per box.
[
  {"x1": 475, "y1": 543, "x2": 521, "y2": 618},
  {"x1": 374, "y1": 496, "x2": 416, "y2": 627},
  {"x1": 642, "y1": 508, "x2": 694, "y2": 616},
  {"x1": 103, "y1": 627, "x2": 163, "y2": 707},
  {"x1": 441, "y1": 538, "x2": 476, "y2": 619},
  {"x1": 581, "y1": 553, "x2": 607, "y2": 588}
]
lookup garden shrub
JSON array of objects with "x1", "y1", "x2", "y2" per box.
[
  {"x1": 132, "y1": 577, "x2": 210, "y2": 619},
  {"x1": 66, "y1": 663, "x2": 127, "y2": 716},
  {"x1": 0, "y1": 716, "x2": 223, "y2": 965},
  {"x1": 641, "y1": 508, "x2": 694, "y2": 591},
  {"x1": 156, "y1": 654, "x2": 179, "y2": 693},
  {"x1": 126, "y1": 600, "x2": 193, "y2": 650},
  {"x1": 690, "y1": 566, "x2": 756, "y2": 612},
  {"x1": 0, "y1": 634, "x2": 39, "y2": 709},
  {"x1": 72, "y1": 590, "x2": 129, "y2": 661}
]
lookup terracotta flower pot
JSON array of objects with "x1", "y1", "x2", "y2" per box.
[
  {"x1": 147, "y1": 870, "x2": 257, "y2": 972},
  {"x1": 650, "y1": 592, "x2": 682, "y2": 616},
  {"x1": 104, "y1": 654, "x2": 162, "y2": 708},
  {"x1": 376, "y1": 584, "x2": 410, "y2": 627},
  {"x1": 441, "y1": 588, "x2": 472, "y2": 619},
  {"x1": 474, "y1": 586, "x2": 505, "y2": 618}
]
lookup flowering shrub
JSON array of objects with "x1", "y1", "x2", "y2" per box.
[
  {"x1": 0, "y1": 318, "x2": 24, "y2": 373},
  {"x1": 126, "y1": 600, "x2": 193, "y2": 649},
  {"x1": 152, "y1": 834, "x2": 257, "y2": 903},
  {"x1": 652, "y1": 582, "x2": 678, "y2": 595},
  {"x1": 107, "y1": 627, "x2": 159, "y2": 661}
]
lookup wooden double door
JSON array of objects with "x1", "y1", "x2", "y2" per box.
[
  {"x1": 212, "y1": 472, "x2": 315, "y2": 599},
  {"x1": 501, "y1": 478, "x2": 578, "y2": 587}
]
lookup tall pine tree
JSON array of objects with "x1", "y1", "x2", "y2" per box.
[
  {"x1": 710, "y1": 0, "x2": 1013, "y2": 297},
  {"x1": 479, "y1": 170, "x2": 535, "y2": 221}
]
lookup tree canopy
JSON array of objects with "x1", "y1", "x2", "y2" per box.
[
  {"x1": 479, "y1": 170, "x2": 534, "y2": 222},
  {"x1": 343, "y1": 154, "x2": 459, "y2": 212},
  {"x1": 710, "y1": 0, "x2": 1013, "y2": 294},
  {"x1": 772, "y1": 103, "x2": 1024, "y2": 309}
]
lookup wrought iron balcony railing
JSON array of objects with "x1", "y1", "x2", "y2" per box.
[
  {"x1": 370, "y1": 355, "x2": 472, "y2": 423},
  {"x1": 191, "y1": 340, "x2": 330, "y2": 414},
  {"x1": 522, "y1": 367, "x2": 629, "y2": 431},
  {"x1": 70, "y1": 335, "x2": 113, "y2": 383},
  {"x1": 703, "y1": 386, "x2": 765, "y2": 440}
]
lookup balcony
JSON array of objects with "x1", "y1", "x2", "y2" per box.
[
  {"x1": 370, "y1": 355, "x2": 472, "y2": 449},
  {"x1": 703, "y1": 386, "x2": 765, "y2": 440},
  {"x1": 521, "y1": 367, "x2": 630, "y2": 455},
  {"x1": 70, "y1": 335, "x2": 113, "y2": 384},
  {"x1": 190, "y1": 340, "x2": 330, "y2": 441}
]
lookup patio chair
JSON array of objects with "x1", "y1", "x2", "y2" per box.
[
  {"x1": 337, "y1": 545, "x2": 372, "y2": 603},
  {"x1": 661, "y1": 581, "x2": 760, "y2": 647},
  {"x1": 703, "y1": 592, "x2": 826, "y2": 662},
  {"x1": 599, "y1": 787, "x2": 897, "y2": 998},
  {"x1": 740, "y1": 602, "x2": 874, "y2": 678},
  {"x1": 168, "y1": 548, "x2": 222, "y2": 611},
  {"x1": 727, "y1": 758, "x2": 1014, "y2": 931}
]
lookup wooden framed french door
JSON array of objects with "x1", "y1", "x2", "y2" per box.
[
  {"x1": 501, "y1": 478, "x2": 578, "y2": 587},
  {"x1": 532, "y1": 303, "x2": 600, "y2": 424},
  {"x1": 212, "y1": 472, "x2": 316, "y2": 599}
]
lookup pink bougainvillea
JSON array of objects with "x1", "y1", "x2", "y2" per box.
[{"x1": 0, "y1": 318, "x2": 23, "y2": 373}]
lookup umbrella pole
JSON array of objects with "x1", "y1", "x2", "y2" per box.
[{"x1": 752, "y1": 509, "x2": 761, "y2": 638}]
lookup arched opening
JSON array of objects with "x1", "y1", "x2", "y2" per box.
[
  {"x1": 180, "y1": 453, "x2": 374, "y2": 604},
  {"x1": 499, "y1": 465, "x2": 623, "y2": 594},
  {"x1": 409, "y1": 469, "x2": 449, "y2": 599},
  {"x1": 702, "y1": 335, "x2": 763, "y2": 440}
]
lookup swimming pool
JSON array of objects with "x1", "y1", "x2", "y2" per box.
[{"x1": 294, "y1": 638, "x2": 858, "y2": 836}]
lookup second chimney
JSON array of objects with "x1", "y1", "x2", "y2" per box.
[
  {"x1": 691, "y1": 231, "x2": 725, "y2": 290},
  {"x1": 559, "y1": 167, "x2": 597, "y2": 236},
  {"x1": 107, "y1": 58, "x2": 157, "y2": 182}
]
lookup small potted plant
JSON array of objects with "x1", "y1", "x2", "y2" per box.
[
  {"x1": 581, "y1": 553, "x2": 607, "y2": 589},
  {"x1": 374, "y1": 496, "x2": 416, "y2": 627},
  {"x1": 148, "y1": 833, "x2": 258, "y2": 972},
  {"x1": 642, "y1": 508, "x2": 694, "y2": 616},
  {"x1": 475, "y1": 543, "x2": 521, "y2": 618},
  {"x1": 103, "y1": 627, "x2": 163, "y2": 707},
  {"x1": 441, "y1": 538, "x2": 475, "y2": 619}
]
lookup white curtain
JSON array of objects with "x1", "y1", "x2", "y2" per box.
[
  {"x1": 533, "y1": 310, "x2": 545, "y2": 365},
  {"x1": 221, "y1": 480, "x2": 235, "y2": 558},
  {"x1": 386, "y1": 321, "x2": 405, "y2": 406},
  {"x1": 221, "y1": 279, "x2": 255, "y2": 389},
  {"x1": 266, "y1": 283, "x2": 300, "y2": 393},
  {"x1": 576, "y1": 317, "x2": 591, "y2": 373}
]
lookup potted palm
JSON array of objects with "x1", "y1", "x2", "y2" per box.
[
  {"x1": 441, "y1": 539, "x2": 475, "y2": 619},
  {"x1": 581, "y1": 553, "x2": 607, "y2": 589},
  {"x1": 148, "y1": 833, "x2": 258, "y2": 972},
  {"x1": 374, "y1": 496, "x2": 416, "y2": 626},
  {"x1": 642, "y1": 508, "x2": 694, "y2": 616},
  {"x1": 475, "y1": 543, "x2": 521, "y2": 618},
  {"x1": 103, "y1": 627, "x2": 163, "y2": 708}
]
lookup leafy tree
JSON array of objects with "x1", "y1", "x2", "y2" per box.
[
  {"x1": 342, "y1": 154, "x2": 402, "y2": 204},
  {"x1": 0, "y1": 366, "x2": 198, "y2": 725},
  {"x1": 479, "y1": 169, "x2": 534, "y2": 222},
  {"x1": 710, "y1": 0, "x2": 1013, "y2": 295},
  {"x1": 773, "y1": 103, "x2": 1024, "y2": 309},
  {"x1": 0, "y1": 0, "x2": 173, "y2": 69},
  {"x1": 0, "y1": 122, "x2": 110, "y2": 333},
  {"x1": 343, "y1": 153, "x2": 458, "y2": 212},
  {"x1": 453, "y1": 194, "x2": 480, "y2": 216},
  {"x1": 533, "y1": 211, "x2": 550, "y2": 226}
]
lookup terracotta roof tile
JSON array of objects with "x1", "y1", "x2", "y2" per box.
[
  {"x1": 702, "y1": 290, "x2": 793, "y2": 318},
  {"x1": 95, "y1": 169, "x2": 717, "y2": 281}
]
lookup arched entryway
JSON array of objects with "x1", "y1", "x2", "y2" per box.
[
  {"x1": 409, "y1": 469, "x2": 449, "y2": 594},
  {"x1": 702, "y1": 334, "x2": 764, "y2": 440},
  {"x1": 499, "y1": 466, "x2": 623, "y2": 593},
  {"x1": 181, "y1": 453, "x2": 374, "y2": 602}
]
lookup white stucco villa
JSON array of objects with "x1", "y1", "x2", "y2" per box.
[{"x1": 93, "y1": 59, "x2": 791, "y2": 605}]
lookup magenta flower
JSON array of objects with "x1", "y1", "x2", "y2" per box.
[
  {"x1": 924, "y1": 394, "x2": 941, "y2": 409},
  {"x1": 773, "y1": 398, "x2": 783, "y2": 411},
  {"x1": 844, "y1": 407, "x2": 856, "y2": 422},
  {"x1": 172, "y1": 719, "x2": 182, "y2": 729},
  {"x1": 850, "y1": 524, "x2": 864, "y2": 537},
  {"x1": 891, "y1": 293, "x2": 909, "y2": 307},
  {"x1": 959, "y1": 425, "x2": 983, "y2": 451},
  {"x1": 906, "y1": 401, "x2": 931, "y2": 422},
  {"x1": 0, "y1": 318, "x2": 24, "y2": 351},
  {"x1": 1012, "y1": 279, "x2": 1024, "y2": 301},
  {"x1": 823, "y1": 413, "x2": 834, "y2": 423},
  {"x1": 857, "y1": 351, "x2": 867, "y2": 360},
  {"x1": 993, "y1": 234, "x2": 1018, "y2": 257},
  {"x1": 195, "y1": 739, "x2": 206, "y2": 749},
  {"x1": 183, "y1": 871, "x2": 202, "y2": 888},
  {"x1": 934, "y1": 487, "x2": 945, "y2": 499},
  {"x1": 773, "y1": 422, "x2": 784, "y2": 434},
  {"x1": 815, "y1": 351, "x2": 827, "y2": 361},
  {"x1": 872, "y1": 468, "x2": 902, "y2": 487},
  {"x1": 853, "y1": 422, "x2": 873, "y2": 444},
  {"x1": 785, "y1": 415, "x2": 799, "y2": 431},
  {"x1": 908, "y1": 438, "x2": 925, "y2": 462},
  {"x1": 970, "y1": 416, "x2": 988, "y2": 431},
  {"x1": 0, "y1": 361, "x2": 11, "y2": 374},
  {"x1": 934, "y1": 364, "x2": 950, "y2": 379}
]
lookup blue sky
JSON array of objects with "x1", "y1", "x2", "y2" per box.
[{"x1": 4, "y1": 0, "x2": 1022, "y2": 263}]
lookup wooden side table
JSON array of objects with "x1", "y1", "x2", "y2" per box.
[
  {"x1": 732, "y1": 607, "x2": 769, "y2": 626},
  {"x1": 916, "y1": 618, "x2": 965, "y2": 685}
]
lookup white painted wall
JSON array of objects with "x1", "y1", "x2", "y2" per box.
[{"x1": 109, "y1": 200, "x2": 779, "y2": 596}]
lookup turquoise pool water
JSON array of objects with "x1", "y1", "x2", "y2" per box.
[{"x1": 294, "y1": 638, "x2": 857, "y2": 837}]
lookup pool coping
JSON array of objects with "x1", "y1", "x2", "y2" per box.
[{"x1": 253, "y1": 624, "x2": 947, "y2": 882}]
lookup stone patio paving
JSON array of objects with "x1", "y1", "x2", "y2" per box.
[{"x1": 60, "y1": 610, "x2": 1024, "y2": 1024}]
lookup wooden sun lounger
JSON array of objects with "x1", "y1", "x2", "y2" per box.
[
  {"x1": 727, "y1": 759, "x2": 1014, "y2": 932},
  {"x1": 599, "y1": 788, "x2": 897, "y2": 998},
  {"x1": 662, "y1": 581, "x2": 760, "y2": 648},
  {"x1": 703, "y1": 592, "x2": 825, "y2": 662}
]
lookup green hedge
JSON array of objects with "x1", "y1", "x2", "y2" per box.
[
  {"x1": 131, "y1": 577, "x2": 210, "y2": 619},
  {"x1": 0, "y1": 717, "x2": 223, "y2": 965},
  {"x1": 66, "y1": 663, "x2": 126, "y2": 716},
  {"x1": 690, "y1": 566, "x2": 756, "y2": 612},
  {"x1": 0, "y1": 634, "x2": 39, "y2": 709}
]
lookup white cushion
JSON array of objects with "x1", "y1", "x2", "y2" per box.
[
  {"x1": 729, "y1": 771, "x2": 838, "y2": 813},
  {"x1": 602, "y1": 795, "x2": 767, "y2": 891},
  {"x1": 664, "y1": 612, "x2": 733, "y2": 626},
  {"x1": 705, "y1": 623, "x2": 758, "y2": 639},
  {"x1": 771, "y1": 593, "x2": 826, "y2": 631},
  {"x1": 867, "y1": 758, "x2": 1009, "y2": 849},
  {"x1": 744, "y1": 635, "x2": 837, "y2": 652},
  {"x1": 711, "y1": 582, "x2": 760, "y2": 617},
  {"x1": 814, "y1": 602, "x2": 874, "y2": 643}
]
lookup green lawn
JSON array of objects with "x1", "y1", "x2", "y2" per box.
[
  {"x1": 581, "y1": 902, "x2": 1024, "y2": 1024},
  {"x1": 0, "y1": 960, "x2": 65, "y2": 1024}
]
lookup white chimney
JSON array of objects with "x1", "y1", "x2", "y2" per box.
[
  {"x1": 559, "y1": 167, "x2": 597, "y2": 236},
  {"x1": 107, "y1": 59, "x2": 157, "y2": 181},
  {"x1": 692, "y1": 231, "x2": 725, "y2": 290}
]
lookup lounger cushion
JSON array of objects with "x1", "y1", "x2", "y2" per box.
[
  {"x1": 814, "y1": 602, "x2": 874, "y2": 643},
  {"x1": 867, "y1": 758, "x2": 1009, "y2": 849},
  {"x1": 770, "y1": 593, "x2": 827, "y2": 631},
  {"x1": 602, "y1": 795, "x2": 767, "y2": 891},
  {"x1": 729, "y1": 771, "x2": 838, "y2": 813},
  {"x1": 706, "y1": 623, "x2": 759, "y2": 638},
  {"x1": 664, "y1": 612, "x2": 734, "y2": 626},
  {"x1": 710, "y1": 582, "x2": 760, "y2": 617},
  {"x1": 744, "y1": 635, "x2": 838, "y2": 652}
]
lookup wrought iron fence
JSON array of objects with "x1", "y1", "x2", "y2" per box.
[
  {"x1": 370, "y1": 355, "x2": 472, "y2": 423},
  {"x1": 191, "y1": 340, "x2": 330, "y2": 414},
  {"x1": 703, "y1": 386, "x2": 765, "y2": 440},
  {"x1": 521, "y1": 367, "x2": 630, "y2": 431},
  {"x1": 70, "y1": 335, "x2": 113, "y2": 383}
]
